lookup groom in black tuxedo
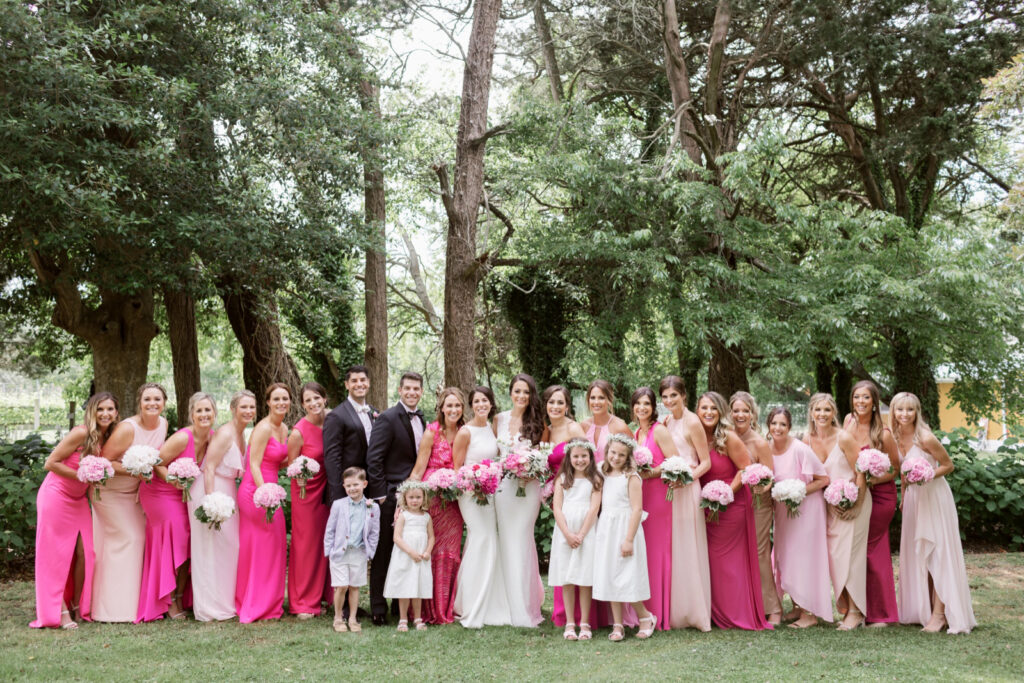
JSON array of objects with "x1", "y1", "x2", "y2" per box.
[
  {"x1": 323, "y1": 365, "x2": 376, "y2": 503},
  {"x1": 366, "y1": 371, "x2": 425, "y2": 625}
]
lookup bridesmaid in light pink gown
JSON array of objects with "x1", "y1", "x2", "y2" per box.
[
  {"x1": 137, "y1": 393, "x2": 215, "y2": 622},
  {"x1": 662, "y1": 377, "x2": 712, "y2": 631},
  {"x1": 287, "y1": 382, "x2": 332, "y2": 617},
  {"x1": 632, "y1": 386, "x2": 678, "y2": 631},
  {"x1": 236, "y1": 383, "x2": 292, "y2": 623},
  {"x1": 31, "y1": 393, "x2": 118, "y2": 629},
  {"x1": 767, "y1": 406, "x2": 832, "y2": 628},
  {"x1": 189, "y1": 390, "x2": 253, "y2": 621},
  {"x1": 581, "y1": 380, "x2": 631, "y2": 463},
  {"x1": 93, "y1": 383, "x2": 167, "y2": 622},
  {"x1": 892, "y1": 392, "x2": 976, "y2": 634},
  {"x1": 697, "y1": 392, "x2": 769, "y2": 631}
]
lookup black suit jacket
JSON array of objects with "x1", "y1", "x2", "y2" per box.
[
  {"x1": 365, "y1": 403, "x2": 419, "y2": 500},
  {"x1": 322, "y1": 400, "x2": 374, "y2": 502}
]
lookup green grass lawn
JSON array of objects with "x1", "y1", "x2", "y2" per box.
[{"x1": 1, "y1": 553, "x2": 1022, "y2": 681}]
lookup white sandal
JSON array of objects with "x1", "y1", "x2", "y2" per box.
[
  {"x1": 636, "y1": 613, "x2": 657, "y2": 639},
  {"x1": 563, "y1": 622, "x2": 578, "y2": 640},
  {"x1": 608, "y1": 624, "x2": 624, "y2": 641},
  {"x1": 60, "y1": 610, "x2": 78, "y2": 630}
]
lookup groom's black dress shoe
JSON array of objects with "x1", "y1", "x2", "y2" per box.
[{"x1": 372, "y1": 614, "x2": 387, "y2": 626}]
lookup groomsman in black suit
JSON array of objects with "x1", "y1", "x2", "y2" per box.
[
  {"x1": 323, "y1": 365, "x2": 376, "y2": 503},
  {"x1": 366, "y1": 371, "x2": 425, "y2": 625}
]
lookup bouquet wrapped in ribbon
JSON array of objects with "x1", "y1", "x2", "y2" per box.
[
  {"x1": 699, "y1": 480, "x2": 734, "y2": 523},
  {"x1": 771, "y1": 478, "x2": 807, "y2": 518},
  {"x1": 77, "y1": 455, "x2": 115, "y2": 500},
  {"x1": 501, "y1": 445, "x2": 550, "y2": 497},
  {"x1": 456, "y1": 460, "x2": 502, "y2": 506},
  {"x1": 286, "y1": 455, "x2": 321, "y2": 499},
  {"x1": 660, "y1": 456, "x2": 694, "y2": 501},
  {"x1": 167, "y1": 458, "x2": 202, "y2": 502},
  {"x1": 194, "y1": 491, "x2": 236, "y2": 530},
  {"x1": 254, "y1": 482, "x2": 287, "y2": 522}
]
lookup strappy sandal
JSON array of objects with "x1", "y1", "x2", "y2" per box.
[
  {"x1": 636, "y1": 613, "x2": 657, "y2": 639},
  {"x1": 60, "y1": 610, "x2": 78, "y2": 630},
  {"x1": 333, "y1": 617, "x2": 348, "y2": 632},
  {"x1": 414, "y1": 618, "x2": 427, "y2": 631},
  {"x1": 578, "y1": 623, "x2": 592, "y2": 641},
  {"x1": 396, "y1": 619, "x2": 409, "y2": 632},
  {"x1": 563, "y1": 621, "x2": 578, "y2": 640},
  {"x1": 348, "y1": 619, "x2": 362, "y2": 633},
  {"x1": 608, "y1": 624, "x2": 624, "y2": 641},
  {"x1": 168, "y1": 593, "x2": 186, "y2": 620}
]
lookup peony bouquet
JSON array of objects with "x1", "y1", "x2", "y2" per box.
[
  {"x1": 901, "y1": 457, "x2": 935, "y2": 486},
  {"x1": 660, "y1": 456, "x2": 694, "y2": 501},
  {"x1": 824, "y1": 479, "x2": 859, "y2": 510},
  {"x1": 254, "y1": 482, "x2": 288, "y2": 523},
  {"x1": 856, "y1": 448, "x2": 892, "y2": 483},
  {"x1": 741, "y1": 463, "x2": 774, "y2": 508},
  {"x1": 501, "y1": 446, "x2": 550, "y2": 497},
  {"x1": 426, "y1": 468, "x2": 459, "y2": 509},
  {"x1": 456, "y1": 459, "x2": 503, "y2": 506},
  {"x1": 194, "y1": 491, "x2": 236, "y2": 530},
  {"x1": 77, "y1": 455, "x2": 114, "y2": 500},
  {"x1": 634, "y1": 446, "x2": 654, "y2": 474},
  {"x1": 122, "y1": 444, "x2": 162, "y2": 480},
  {"x1": 167, "y1": 458, "x2": 202, "y2": 502},
  {"x1": 700, "y1": 480, "x2": 734, "y2": 523},
  {"x1": 286, "y1": 455, "x2": 321, "y2": 499},
  {"x1": 771, "y1": 478, "x2": 807, "y2": 518}
]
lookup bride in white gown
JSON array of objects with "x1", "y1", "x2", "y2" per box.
[{"x1": 453, "y1": 387, "x2": 512, "y2": 628}]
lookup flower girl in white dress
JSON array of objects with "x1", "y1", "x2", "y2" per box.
[{"x1": 383, "y1": 481, "x2": 435, "y2": 632}]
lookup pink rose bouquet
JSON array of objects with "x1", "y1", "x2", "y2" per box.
[
  {"x1": 77, "y1": 455, "x2": 115, "y2": 500},
  {"x1": 456, "y1": 459, "x2": 502, "y2": 506},
  {"x1": 824, "y1": 479, "x2": 859, "y2": 510},
  {"x1": 426, "y1": 468, "x2": 459, "y2": 509},
  {"x1": 901, "y1": 457, "x2": 936, "y2": 486},
  {"x1": 699, "y1": 480, "x2": 734, "y2": 523},
  {"x1": 741, "y1": 463, "x2": 774, "y2": 508},
  {"x1": 501, "y1": 446, "x2": 550, "y2": 497},
  {"x1": 254, "y1": 482, "x2": 288, "y2": 522},
  {"x1": 660, "y1": 456, "x2": 694, "y2": 501},
  {"x1": 167, "y1": 458, "x2": 202, "y2": 502},
  {"x1": 633, "y1": 446, "x2": 654, "y2": 473},
  {"x1": 286, "y1": 455, "x2": 321, "y2": 499},
  {"x1": 856, "y1": 448, "x2": 892, "y2": 483}
]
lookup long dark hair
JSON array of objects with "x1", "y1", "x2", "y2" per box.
[
  {"x1": 557, "y1": 440, "x2": 603, "y2": 492},
  {"x1": 541, "y1": 385, "x2": 574, "y2": 424},
  {"x1": 467, "y1": 386, "x2": 497, "y2": 421},
  {"x1": 630, "y1": 386, "x2": 659, "y2": 427},
  {"x1": 510, "y1": 373, "x2": 545, "y2": 445}
]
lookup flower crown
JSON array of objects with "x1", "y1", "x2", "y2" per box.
[
  {"x1": 397, "y1": 480, "x2": 433, "y2": 495},
  {"x1": 564, "y1": 439, "x2": 595, "y2": 455},
  {"x1": 606, "y1": 433, "x2": 639, "y2": 451}
]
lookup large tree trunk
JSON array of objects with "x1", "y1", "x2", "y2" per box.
[
  {"x1": 221, "y1": 282, "x2": 302, "y2": 420},
  {"x1": 436, "y1": 0, "x2": 503, "y2": 391},
  {"x1": 670, "y1": 315, "x2": 702, "y2": 410},
  {"x1": 891, "y1": 330, "x2": 939, "y2": 425},
  {"x1": 533, "y1": 0, "x2": 563, "y2": 102},
  {"x1": 163, "y1": 286, "x2": 202, "y2": 420},
  {"x1": 708, "y1": 335, "x2": 748, "y2": 398}
]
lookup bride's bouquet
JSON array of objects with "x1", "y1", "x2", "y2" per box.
[
  {"x1": 286, "y1": 455, "x2": 321, "y2": 499},
  {"x1": 122, "y1": 444, "x2": 162, "y2": 480},
  {"x1": 824, "y1": 480, "x2": 859, "y2": 511},
  {"x1": 456, "y1": 460, "x2": 502, "y2": 506},
  {"x1": 193, "y1": 491, "x2": 236, "y2": 530},
  {"x1": 741, "y1": 463, "x2": 774, "y2": 508},
  {"x1": 76, "y1": 455, "x2": 115, "y2": 500},
  {"x1": 426, "y1": 468, "x2": 459, "y2": 509},
  {"x1": 660, "y1": 456, "x2": 694, "y2": 501},
  {"x1": 167, "y1": 458, "x2": 202, "y2": 502},
  {"x1": 501, "y1": 445, "x2": 550, "y2": 497},
  {"x1": 856, "y1": 448, "x2": 892, "y2": 483},
  {"x1": 699, "y1": 480, "x2": 734, "y2": 523},
  {"x1": 254, "y1": 482, "x2": 287, "y2": 522},
  {"x1": 771, "y1": 478, "x2": 807, "y2": 518}
]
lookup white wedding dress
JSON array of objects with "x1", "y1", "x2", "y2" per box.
[{"x1": 453, "y1": 423, "x2": 512, "y2": 628}]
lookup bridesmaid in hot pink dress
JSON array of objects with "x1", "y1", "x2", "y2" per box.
[
  {"x1": 580, "y1": 380, "x2": 631, "y2": 462},
  {"x1": 844, "y1": 380, "x2": 900, "y2": 626},
  {"x1": 31, "y1": 393, "x2": 117, "y2": 628},
  {"x1": 236, "y1": 383, "x2": 292, "y2": 623},
  {"x1": 287, "y1": 382, "x2": 331, "y2": 617},
  {"x1": 632, "y1": 386, "x2": 679, "y2": 630},
  {"x1": 137, "y1": 392, "x2": 215, "y2": 622},
  {"x1": 411, "y1": 387, "x2": 466, "y2": 624},
  {"x1": 767, "y1": 406, "x2": 832, "y2": 628},
  {"x1": 696, "y1": 392, "x2": 770, "y2": 631}
]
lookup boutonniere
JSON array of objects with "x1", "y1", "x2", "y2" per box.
[
  {"x1": 370, "y1": 409, "x2": 380, "y2": 420},
  {"x1": 365, "y1": 499, "x2": 375, "y2": 509}
]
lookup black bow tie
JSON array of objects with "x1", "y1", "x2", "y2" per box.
[{"x1": 407, "y1": 408, "x2": 424, "y2": 420}]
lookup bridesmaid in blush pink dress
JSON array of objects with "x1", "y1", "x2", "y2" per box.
[
  {"x1": 235, "y1": 383, "x2": 292, "y2": 623},
  {"x1": 632, "y1": 386, "x2": 679, "y2": 631},
  {"x1": 696, "y1": 392, "x2": 770, "y2": 631},
  {"x1": 286, "y1": 382, "x2": 332, "y2": 617},
  {"x1": 581, "y1": 380, "x2": 631, "y2": 462},
  {"x1": 767, "y1": 406, "x2": 832, "y2": 628},
  {"x1": 137, "y1": 393, "x2": 215, "y2": 622},
  {"x1": 411, "y1": 387, "x2": 466, "y2": 624},
  {"x1": 93, "y1": 383, "x2": 167, "y2": 622},
  {"x1": 31, "y1": 393, "x2": 118, "y2": 629},
  {"x1": 662, "y1": 376, "x2": 712, "y2": 631},
  {"x1": 189, "y1": 390, "x2": 253, "y2": 621}
]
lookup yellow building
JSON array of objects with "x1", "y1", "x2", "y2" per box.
[{"x1": 935, "y1": 378, "x2": 1014, "y2": 441}]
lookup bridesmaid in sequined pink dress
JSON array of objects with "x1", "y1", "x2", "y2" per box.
[
  {"x1": 697, "y1": 392, "x2": 770, "y2": 631},
  {"x1": 844, "y1": 380, "x2": 900, "y2": 626},
  {"x1": 580, "y1": 380, "x2": 631, "y2": 462},
  {"x1": 411, "y1": 387, "x2": 466, "y2": 624},
  {"x1": 31, "y1": 393, "x2": 117, "y2": 629},
  {"x1": 236, "y1": 383, "x2": 292, "y2": 623},
  {"x1": 286, "y1": 382, "x2": 332, "y2": 617}
]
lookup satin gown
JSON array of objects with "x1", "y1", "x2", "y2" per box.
[
  {"x1": 899, "y1": 445, "x2": 976, "y2": 634},
  {"x1": 235, "y1": 436, "x2": 289, "y2": 623},
  {"x1": 772, "y1": 440, "x2": 832, "y2": 622},
  {"x1": 92, "y1": 416, "x2": 165, "y2": 622},
  {"x1": 421, "y1": 422, "x2": 463, "y2": 624},
  {"x1": 30, "y1": 447, "x2": 95, "y2": 628},
  {"x1": 663, "y1": 416, "x2": 712, "y2": 631},
  {"x1": 288, "y1": 417, "x2": 331, "y2": 615},
  {"x1": 188, "y1": 434, "x2": 243, "y2": 621},
  {"x1": 823, "y1": 444, "x2": 871, "y2": 616},
  {"x1": 493, "y1": 411, "x2": 544, "y2": 627},
  {"x1": 453, "y1": 424, "x2": 512, "y2": 628},
  {"x1": 865, "y1": 461, "x2": 900, "y2": 624},
  {"x1": 701, "y1": 447, "x2": 770, "y2": 630},
  {"x1": 637, "y1": 425, "x2": 672, "y2": 630},
  {"x1": 136, "y1": 428, "x2": 194, "y2": 622}
]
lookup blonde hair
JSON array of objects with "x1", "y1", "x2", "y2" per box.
[
  {"x1": 729, "y1": 391, "x2": 761, "y2": 434},
  {"x1": 395, "y1": 480, "x2": 431, "y2": 511},
  {"x1": 698, "y1": 391, "x2": 733, "y2": 452},
  {"x1": 187, "y1": 392, "x2": 218, "y2": 426},
  {"x1": 229, "y1": 389, "x2": 256, "y2": 413},
  {"x1": 889, "y1": 392, "x2": 931, "y2": 446},
  {"x1": 806, "y1": 393, "x2": 840, "y2": 437},
  {"x1": 600, "y1": 433, "x2": 637, "y2": 475}
]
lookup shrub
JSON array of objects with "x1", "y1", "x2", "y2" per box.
[
  {"x1": 0, "y1": 434, "x2": 50, "y2": 574},
  {"x1": 535, "y1": 502, "x2": 555, "y2": 568}
]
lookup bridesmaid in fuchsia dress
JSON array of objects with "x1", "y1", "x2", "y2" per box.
[
  {"x1": 287, "y1": 382, "x2": 331, "y2": 617},
  {"x1": 696, "y1": 392, "x2": 770, "y2": 631},
  {"x1": 236, "y1": 383, "x2": 292, "y2": 623}
]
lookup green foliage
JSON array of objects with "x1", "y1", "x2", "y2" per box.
[
  {"x1": 534, "y1": 501, "x2": 555, "y2": 567},
  {"x1": 0, "y1": 405, "x2": 67, "y2": 428},
  {"x1": 0, "y1": 434, "x2": 49, "y2": 573}
]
